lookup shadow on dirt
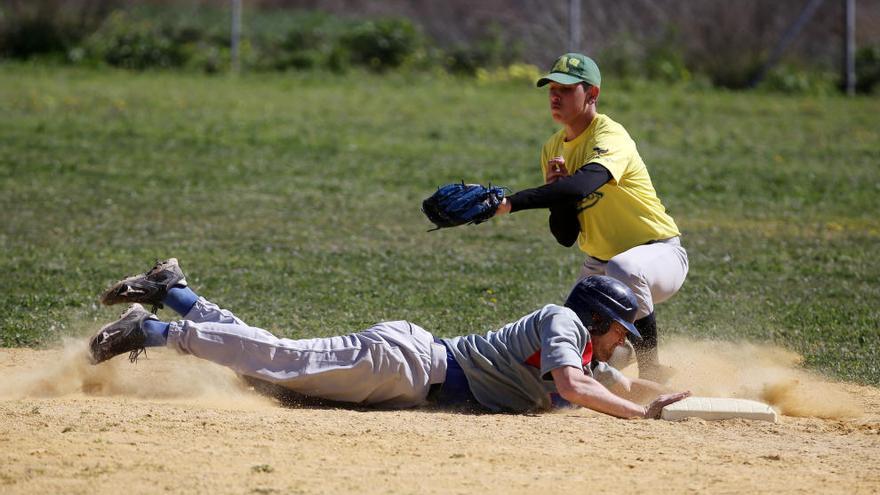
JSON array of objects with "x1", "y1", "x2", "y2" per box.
[{"x1": 240, "y1": 375, "x2": 490, "y2": 415}]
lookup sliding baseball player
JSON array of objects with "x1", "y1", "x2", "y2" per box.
[{"x1": 90, "y1": 258, "x2": 688, "y2": 417}]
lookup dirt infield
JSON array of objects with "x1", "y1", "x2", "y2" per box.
[{"x1": 1, "y1": 341, "x2": 878, "y2": 494}]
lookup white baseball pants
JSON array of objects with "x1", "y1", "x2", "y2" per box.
[
  {"x1": 578, "y1": 237, "x2": 689, "y2": 319},
  {"x1": 165, "y1": 297, "x2": 447, "y2": 408}
]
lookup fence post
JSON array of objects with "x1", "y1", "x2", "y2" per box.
[
  {"x1": 569, "y1": 0, "x2": 581, "y2": 52},
  {"x1": 231, "y1": 0, "x2": 242, "y2": 74},
  {"x1": 844, "y1": 0, "x2": 856, "y2": 95},
  {"x1": 749, "y1": 0, "x2": 825, "y2": 88}
]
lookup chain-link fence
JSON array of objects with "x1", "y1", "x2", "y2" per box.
[{"x1": 2, "y1": 0, "x2": 879, "y2": 92}]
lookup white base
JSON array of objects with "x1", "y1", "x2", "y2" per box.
[{"x1": 661, "y1": 397, "x2": 778, "y2": 423}]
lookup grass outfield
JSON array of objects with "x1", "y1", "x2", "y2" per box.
[{"x1": 1, "y1": 65, "x2": 878, "y2": 384}]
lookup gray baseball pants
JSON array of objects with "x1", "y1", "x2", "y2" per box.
[
  {"x1": 165, "y1": 297, "x2": 448, "y2": 408},
  {"x1": 578, "y1": 237, "x2": 689, "y2": 319}
]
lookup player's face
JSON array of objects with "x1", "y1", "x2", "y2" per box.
[
  {"x1": 548, "y1": 82, "x2": 588, "y2": 124},
  {"x1": 592, "y1": 322, "x2": 629, "y2": 362}
]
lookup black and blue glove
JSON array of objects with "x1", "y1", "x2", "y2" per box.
[{"x1": 421, "y1": 182, "x2": 505, "y2": 231}]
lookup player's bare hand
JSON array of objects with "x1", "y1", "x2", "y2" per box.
[
  {"x1": 545, "y1": 156, "x2": 568, "y2": 184},
  {"x1": 644, "y1": 391, "x2": 691, "y2": 419},
  {"x1": 494, "y1": 197, "x2": 512, "y2": 217}
]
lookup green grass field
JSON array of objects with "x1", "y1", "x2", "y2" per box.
[{"x1": 2, "y1": 65, "x2": 878, "y2": 384}]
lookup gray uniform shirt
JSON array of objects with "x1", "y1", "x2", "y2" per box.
[{"x1": 443, "y1": 304, "x2": 624, "y2": 412}]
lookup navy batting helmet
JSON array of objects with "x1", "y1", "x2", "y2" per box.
[{"x1": 564, "y1": 275, "x2": 641, "y2": 340}]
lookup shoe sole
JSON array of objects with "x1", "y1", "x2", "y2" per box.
[{"x1": 100, "y1": 258, "x2": 185, "y2": 307}]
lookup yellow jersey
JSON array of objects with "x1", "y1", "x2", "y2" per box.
[{"x1": 540, "y1": 114, "x2": 680, "y2": 261}]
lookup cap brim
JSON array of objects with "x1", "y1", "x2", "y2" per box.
[
  {"x1": 536, "y1": 72, "x2": 584, "y2": 87},
  {"x1": 620, "y1": 320, "x2": 642, "y2": 340}
]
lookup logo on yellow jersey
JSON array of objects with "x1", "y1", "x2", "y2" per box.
[
  {"x1": 577, "y1": 191, "x2": 604, "y2": 211},
  {"x1": 587, "y1": 147, "x2": 610, "y2": 163}
]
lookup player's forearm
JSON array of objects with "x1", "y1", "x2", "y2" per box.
[
  {"x1": 575, "y1": 383, "x2": 647, "y2": 419},
  {"x1": 507, "y1": 163, "x2": 611, "y2": 212},
  {"x1": 562, "y1": 375, "x2": 647, "y2": 419}
]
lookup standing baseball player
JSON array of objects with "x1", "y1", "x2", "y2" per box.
[
  {"x1": 494, "y1": 53, "x2": 688, "y2": 380},
  {"x1": 90, "y1": 258, "x2": 689, "y2": 417}
]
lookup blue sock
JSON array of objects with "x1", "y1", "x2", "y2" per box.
[
  {"x1": 164, "y1": 286, "x2": 199, "y2": 316},
  {"x1": 142, "y1": 319, "x2": 170, "y2": 347}
]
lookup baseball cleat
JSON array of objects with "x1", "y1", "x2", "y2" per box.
[
  {"x1": 89, "y1": 304, "x2": 155, "y2": 365},
  {"x1": 100, "y1": 258, "x2": 187, "y2": 312}
]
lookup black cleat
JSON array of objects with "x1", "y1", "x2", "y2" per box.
[
  {"x1": 100, "y1": 258, "x2": 187, "y2": 312},
  {"x1": 89, "y1": 304, "x2": 155, "y2": 365}
]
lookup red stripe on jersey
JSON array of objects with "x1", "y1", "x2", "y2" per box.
[{"x1": 524, "y1": 341, "x2": 593, "y2": 369}]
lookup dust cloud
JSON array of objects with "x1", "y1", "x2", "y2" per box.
[
  {"x1": 0, "y1": 339, "x2": 274, "y2": 410},
  {"x1": 661, "y1": 337, "x2": 863, "y2": 419},
  {"x1": 0, "y1": 337, "x2": 865, "y2": 420}
]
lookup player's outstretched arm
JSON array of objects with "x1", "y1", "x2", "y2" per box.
[
  {"x1": 552, "y1": 366, "x2": 689, "y2": 419},
  {"x1": 495, "y1": 163, "x2": 612, "y2": 218},
  {"x1": 608, "y1": 374, "x2": 670, "y2": 404}
]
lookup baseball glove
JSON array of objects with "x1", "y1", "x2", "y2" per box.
[{"x1": 422, "y1": 182, "x2": 506, "y2": 231}]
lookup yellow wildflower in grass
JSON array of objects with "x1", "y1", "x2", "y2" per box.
[{"x1": 476, "y1": 63, "x2": 541, "y2": 85}]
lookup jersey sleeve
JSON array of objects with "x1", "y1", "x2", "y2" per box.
[
  {"x1": 537, "y1": 306, "x2": 590, "y2": 378},
  {"x1": 582, "y1": 126, "x2": 633, "y2": 183}
]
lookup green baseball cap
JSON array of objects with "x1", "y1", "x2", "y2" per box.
[{"x1": 536, "y1": 53, "x2": 601, "y2": 88}]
